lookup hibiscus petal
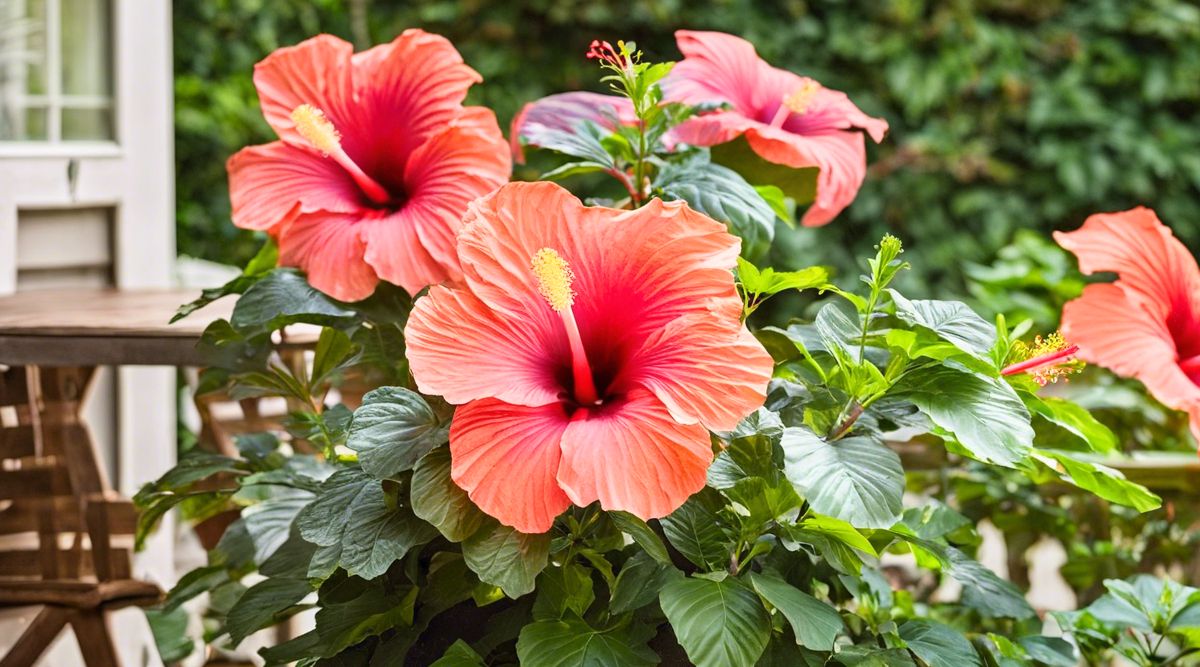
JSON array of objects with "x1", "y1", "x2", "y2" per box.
[
  {"x1": 362, "y1": 108, "x2": 510, "y2": 294},
  {"x1": 405, "y1": 285, "x2": 564, "y2": 407},
  {"x1": 631, "y1": 316, "x2": 774, "y2": 431},
  {"x1": 510, "y1": 91, "x2": 636, "y2": 162},
  {"x1": 253, "y1": 34, "x2": 356, "y2": 149},
  {"x1": 742, "y1": 127, "x2": 868, "y2": 227},
  {"x1": 1054, "y1": 207, "x2": 1200, "y2": 328},
  {"x1": 227, "y1": 141, "x2": 362, "y2": 232},
  {"x1": 1062, "y1": 283, "x2": 1200, "y2": 414},
  {"x1": 557, "y1": 388, "x2": 711, "y2": 520},
  {"x1": 669, "y1": 30, "x2": 768, "y2": 112},
  {"x1": 458, "y1": 183, "x2": 742, "y2": 329},
  {"x1": 276, "y1": 211, "x2": 378, "y2": 302},
  {"x1": 350, "y1": 29, "x2": 482, "y2": 164},
  {"x1": 450, "y1": 398, "x2": 572, "y2": 534}
]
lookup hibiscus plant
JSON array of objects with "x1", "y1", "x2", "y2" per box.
[{"x1": 137, "y1": 29, "x2": 1198, "y2": 667}]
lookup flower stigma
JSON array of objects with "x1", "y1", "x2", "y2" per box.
[
  {"x1": 290, "y1": 104, "x2": 391, "y2": 205},
  {"x1": 531, "y1": 248, "x2": 600, "y2": 406}
]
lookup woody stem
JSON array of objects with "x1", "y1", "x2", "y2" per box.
[{"x1": 560, "y1": 308, "x2": 600, "y2": 405}]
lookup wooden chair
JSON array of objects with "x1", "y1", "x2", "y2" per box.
[{"x1": 0, "y1": 366, "x2": 161, "y2": 667}]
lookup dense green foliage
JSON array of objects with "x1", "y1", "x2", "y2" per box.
[{"x1": 175, "y1": 0, "x2": 1200, "y2": 293}]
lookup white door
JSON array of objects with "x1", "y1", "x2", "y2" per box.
[{"x1": 0, "y1": 1, "x2": 173, "y2": 664}]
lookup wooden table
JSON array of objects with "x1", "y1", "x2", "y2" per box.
[
  {"x1": 0, "y1": 287, "x2": 232, "y2": 501},
  {"x1": 0, "y1": 289, "x2": 231, "y2": 368}
]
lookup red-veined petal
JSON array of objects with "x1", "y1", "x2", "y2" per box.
[
  {"x1": 276, "y1": 211, "x2": 378, "y2": 302},
  {"x1": 556, "y1": 389, "x2": 711, "y2": 520},
  {"x1": 227, "y1": 141, "x2": 362, "y2": 232},
  {"x1": 406, "y1": 285, "x2": 564, "y2": 407},
  {"x1": 450, "y1": 398, "x2": 571, "y2": 534}
]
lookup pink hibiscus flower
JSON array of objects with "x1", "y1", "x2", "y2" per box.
[
  {"x1": 663, "y1": 30, "x2": 888, "y2": 227},
  {"x1": 405, "y1": 182, "x2": 774, "y2": 533},
  {"x1": 1055, "y1": 207, "x2": 1200, "y2": 443},
  {"x1": 227, "y1": 31, "x2": 511, "y2": 301}
]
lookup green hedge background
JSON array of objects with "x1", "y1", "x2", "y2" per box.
[{"x1": 175, "y1": 0, "x2": 1200, "y2": 296}]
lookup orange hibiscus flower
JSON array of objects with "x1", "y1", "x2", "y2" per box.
[
  {"x1": 405, "y1": 182, "x2": 774, "y2": 532},
  {"x1": 1056, "y1": 207, "x2": 1200, "y2": 443},
  {"x1": 227, "y1": 31, "x2": 511, "y2": 301}
]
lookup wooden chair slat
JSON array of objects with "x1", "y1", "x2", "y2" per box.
[
  {"x1": 0, "y1": 426, "x2": 37, "y2": 458},
  {"x1": 0, "y1": 465, "x2": 73, "y2": 500},
  {"x1": 0, "y1": 498, "x2": 83, "y2": 534}
]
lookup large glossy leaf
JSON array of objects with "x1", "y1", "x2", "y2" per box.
[
  {"x1": 516, "y1": 616, "x2": 658, "y2": 667},
  {"x1": 609, "y1": 551, "x2": 677, "y2": 614},
  {"x1": 780, "y1": 427, "x2": 903, "y2": 528},
  {"x1": 889, "y1": 290, "x2": 996, "y2": 360},
  {"x1": 656, "y1": 153, "x2": 777, "y2": 252},
  {"x1": 1022, "y1": 393, "x2": 1118, "y2": 453},
  {"x1": 430, "y1": 640, "x2": 487, "y2": 667},
  {"x1": 462, "y1": 522, "x2": 550, "y2": 598},
  {"x1": 659, "y1": 575, "x2": 771, "y2": 667},
  {"x1": 898, "y1": 620, "x2": 982, "y2": 667},
  {"x1": 346, "y1": 387, "x2": 448, "y2": 479},
  {"x1": 411, "y1": 446, "x2": 488, "y2": 542},
  {"x1": 230, "y1": 269, "x2": 356, "y2": 334},
  {"x1": 1033, "y1": 451, "x2": 1160, "y2": 512},
  {"x1": 895, "y1": 364, "x2": 1034, "y2": 467},
  {"x1": 894, "y1": 533, "x2": 1035, "y2": 619},
  {"x1": 748, "y1": 571, "x2": 843, "y2": 651},
  {"x1": 295, "y1": 469, "x2": 437, "y2": 579},
  {"x1": 660, "y1": 492, "x2": 728, "y2": 570},
  {"x1": 225, "y1": 577, "x2": 312, "y2": 646},
  {"x1": 608, "y1": 511, "x2": 671, "y2": 564}
]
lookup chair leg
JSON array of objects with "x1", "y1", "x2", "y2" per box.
[
  {"x1": 0, "y1": 606, "x2": 70, "y2": 667},
  {"x1": 69, "y1": 610, "x2": 119, "y2": 667}
]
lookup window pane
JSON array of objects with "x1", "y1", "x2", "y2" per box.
[
  {"x1": 62, "y1": 106, "x2": 109, "y2": 140},
  {"x1": 61, "y1": 0, "x2": 111, "y2": 97},
  {"x1": 0, "y1": 1, "x2": 47, "y2": 139}
]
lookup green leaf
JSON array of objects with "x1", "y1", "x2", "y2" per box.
[
  {"x1": 832, "y1": 645, "x2": 917, "y2": 666},
  {"x1": 894, "y1": 533, "x2": 1035, "y2": 619},
  {"x1": 755, "y1": 184, "x2": 793, "y2": 223},
  {"x1": 659, "y1": 575, "x2": 771, "y2": 667},
  {"x1": 310, "y1": 327, "x2": 357, "y2": 386},
  {"x1": 516, "y1": 616, "x2": 658, "y2": 667},
  {"x1": 780, "y1": 427, "x2": 903, "y2": 528},
  {"x1": 660, "y1": 492, "x2": 728, "y2": 570},
  {"x1": 430, "y1": 640, "x2": 487, "y2": 667},
  {"x1": 609, "y1": 511, "x2": 671, "y2": 564},
  {"x1": 610, "y1": 551, "x2": 676, "y2": 614},
  {"x1": 346, "y1": 387, "x2": 448, "y2": 479},
  {"x1": 738, "y1": 258, "x2": 830, "y2": 297},
  {"x1": 748, "y1": 571, "x2": 843, "y2": 651},
  {"x1": 171, "y1": 239, "x2": 278, "y2": 323},
  {"x1": 813, "y1": 301, "x2": 861, "y2": 358},
  {"x1": 230, "y1": 269, "x2": 356, "y2": 333},
  {"x1": 898, "y1": 619, "x2": 982, "y2": 667},
  {"x1": 1022, "y1": 393, "x2": 1118, "y2": 453},
  {"x1": 295, "y1": 469, "x2": 436, "y2": 579},
  {"x1": 145, "y1": 607, "x2": 195, "y2": 663},
  {"x1": 1033, "y1": 451, "x2": 1160, "y2": 512},
  {"x1": 540, "y1": 160, "x2": 611, "y2": 181},
  {"x1": 411, "y1": 446, "x2": 487, "y2": 542},
  {"x1": 889, "y1": 291, "x2": 996, "y2": 360},
  {"x1": 711, "y1": 136, "x2": 818, "y2": 205},
  {"x1": 1018, "y1": 636, "x2": 1077, "y2": 667},
  {"x1": 462, "y1": 522, "x2": 550, "y2": 598},
  {"x1": 160, "y1": 565, "x2": 229, "y2": 612},
  {"x1": 656, "y1": 153, "x2": 777, "y2": 252},
  {"x1": 533, "y1": 563, "x2": 595, "y2": 621},
  {"x1": 895, "y1": 364, "x2": 1034, "y2": 467},
  {"x1": 314, "y1": 583, "x2": 418, "y2": 656},
  {"x1": 225, "y1": 577, "x2": 312, "y2": 646},
  {"x1": 241, "y1": 489, "x2": 313, "y2": 564}
]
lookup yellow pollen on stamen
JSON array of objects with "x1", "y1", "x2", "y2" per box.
[
  {"x1": 291, "y1": 104, "x2": 341, "y2": 155},
  {"x1": 783, "y1": 79, "x2": 822, "y2": 115},
  {"x1": 531, "y1": 248, "x2": 575, "y2": 312}
]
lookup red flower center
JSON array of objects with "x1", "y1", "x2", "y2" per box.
[{"x1": 291, "y1": 104, "x2": 406, "y2": 210}]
